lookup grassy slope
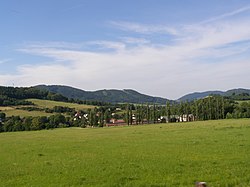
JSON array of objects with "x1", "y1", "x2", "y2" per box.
[
  {"x1": 0, "y1": 99, "x2": 95, "y2": 117},
  {"x1": 26, "y1": 99, "x2": 96, "y2": 110},
  {"x1": 0, "y1": 106, "x2": 54, "y2": 117},
  {"x1": 1, "y1": 108, "x2": 55, "y2": 117},
  {"x1": 0, "y1": 119, "x2": 250, "y2": 187}
]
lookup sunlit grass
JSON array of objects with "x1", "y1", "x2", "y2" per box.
[
  {"x1": 1, "y1": 106, "x2": 54, "y2": 117},
  {"x1": 2, "y1": 109, "x2": 55, "y2": 117},
  {"x1": 0, "y1": 99, "x2": 96, "y2": 117},
  {"x1": 27, "y1": 99, "x2": 96, "y2": 110},
  {"x1": 0, "y1": 119, "x2": 249, "y2": 186},
  {"x1": 0, "y1": 106, "x2": 13, "y2": 111}
]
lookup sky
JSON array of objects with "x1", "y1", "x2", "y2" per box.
[{"x1": 1, "y1": 0, "x2": 250, "y2": 100}]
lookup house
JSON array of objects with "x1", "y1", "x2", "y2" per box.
[
  {"x1": 179, "y1": 114, "x2": 195, "y2": 122},
  {"x1": 106, "y1": 119, "x2": 127, "y2": 127},
  {"x1": 161, "y1": 114, "x2": 195, "y2": 123}
]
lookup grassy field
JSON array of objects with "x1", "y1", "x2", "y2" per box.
[
  {"x1": 0, "y1": 106, "x2": 13, "y2": 111},
  {"x1": 0, "y1": 119, "x2": 249, "y2": 187},
  {"x1": 0, "y1": 106, "x2": 53, "y2": 117},
  {"x1": 1, "y1": 108, "x2": 55, "y2": 118},
  {"x1": 27, "y1": 99, "x2": 96, "y2": 110},
  {"x1": 0, "y1": 99, "x2": 96, "y2": 117}
]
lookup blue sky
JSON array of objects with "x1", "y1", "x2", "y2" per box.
[{"x1": 1, "y1": 0, "x2": 250, "y2": 99}]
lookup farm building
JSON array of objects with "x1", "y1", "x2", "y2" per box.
[
  {"x1": 161, "y1": 114, "x2": 195, "y2": 123},
  {"x1": 106, "y1": 119, "x2": 127, "y2": 127}
]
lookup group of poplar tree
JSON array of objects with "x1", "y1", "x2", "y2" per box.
[{"x1": 124, "y1": 95, "x2": 230, "y2": 125}]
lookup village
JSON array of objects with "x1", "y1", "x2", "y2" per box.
[{"x1": 73, "y1": 108, "x2": 195, "y2": 127}]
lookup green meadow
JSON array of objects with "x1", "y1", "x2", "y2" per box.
[
  {"x1": 0, "y1": 106, "x2": 52, "y2": 117},
  {"x1": 26, "y1": 99, "x2": 96, "y2": 110},
  {"x1": 0, "y1": 99, "x2": 95, "y2": 117},
  {"x1": 0, "y1": 119, "x2": 250, "y2": 187}
]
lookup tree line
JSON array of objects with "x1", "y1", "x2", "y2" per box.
[
  {"x1": 1, "y1": 95, "x2": 250, "y2": 133},
  {"x1": 124, "y1": 95, "x2": 249, "y2": 125},
  {"x1": 0, "y1": 106, "x2": 115, "y2": 132}
]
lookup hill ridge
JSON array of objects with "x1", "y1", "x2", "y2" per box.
[
  {"x1": 34, "y1": 85, "x2": 170, "y2": 104},
  {"x1": 178, "y1": 88, "x2": 250, "y2": 101}
]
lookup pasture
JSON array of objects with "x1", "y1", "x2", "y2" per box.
[
  {"x1": 0, "y1": 119, "x2": 249, "y2": 186},
  {"x1": 0, "y1": 108, "x2": 55, "y2": 118},
  {"x1": 0, "y1": 99, "x2": 95, "y2": 117},
  {"x1": 26, "y1": 99, "x2": 96, "y2": 110},
  {"x1": 0, "y1": 106, "x2": 54, "y2": 117}
]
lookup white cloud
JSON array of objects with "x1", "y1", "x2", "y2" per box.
[
  {"x1": 86, "y1": 41, "x2": 126, "y2": 51},
  {"x1": 200, "y1": 5, "x2": 250, "y2": 24},
  {"x1": 1, "y1": 6, "x2": 250, "y2": 99},
  {"x1": 120, "y1": 37, "x2": 150, "y2": 45},
  {"x1": 109, "y1": 21, "x2": 178, "y2": 35}
]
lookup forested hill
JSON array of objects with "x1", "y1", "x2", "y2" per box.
[
  {"x1": 0, "y1": 86, "x2": 68, "y2": 106},
  {"x1": 178, "y1": 91, "x2": 224, "y2": 102},
  {"x1": 178, "y1": 88, "x2": 250, "y2": 101},
  {"x1": 35, "y1": 85, "x2": 170, "y2": 104}
]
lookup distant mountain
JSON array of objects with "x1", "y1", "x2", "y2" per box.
[
  {"x1": 178, "y1": 91, "x2": 224, "y2": 102},
  {"x1": 224, "y1": 88, "x2": 250, "y2": 96},
  {"x1": 178, "y1": 88, "x2": 250, "y2": 101},
  {"x1": 35, "y1": 85, "x2": 170, "y2": 104}
]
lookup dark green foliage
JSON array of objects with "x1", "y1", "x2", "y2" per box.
[
  {"x1": 30, "y1": 116, "x2": 48, "y2": 130},
  {"x1": 104, "y1": 110, "x2": 111, "y2": 124},
  {"x1": 0, "y1": 113, "x2": 6, "y2": 120},
  {"x1": 225, "y1": 92, "x2": 250, "y2": 100},
  {"x1": 3, "y1": 116, "x2": 22, "y2": 132},
  {"x1": 0, "y1": 113, "x2": 5, "y2": 132},
  {"x1": 47, "y1": 92, "x2": 68, "y2": 102},
  {"x1": 230, "y1": 101, "x2": 250, "y2": 118},
  {"x1": 22, "y1": 116, "x2": 33, "y2": 131},
  {"x1": 16, "y1": 106, "x2": 44, "y2": 111},
  {"x1": 0, "y1": 86, "x2": 47, "y2": 100},
  {"x1": 0, "y1": 86, "x2": 68, "y2": 106},
  {"x1": 52, "y1": 106, "x2": 74, "y2": 113},
  {"x1": 0, "y1": 114, "x2": 70, "y2": 132},
  {"x1": 48, "y1": 114, "x2": 66, "y2": 128},
  {"x1": 0, "y1": 94, "x2": 33, "y2": 106}
]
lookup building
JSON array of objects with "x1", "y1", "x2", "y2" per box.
[{"x1": 161, "y1": 114, "x2": 195, "y2": 123}]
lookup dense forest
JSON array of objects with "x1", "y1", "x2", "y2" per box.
[{"x1": 0, "y1": 86, "x2": 111, "y2": 106}]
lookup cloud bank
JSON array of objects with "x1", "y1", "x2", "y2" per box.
[{"x1": 1, "y1": 6, "x2": 250, "y2": 99}]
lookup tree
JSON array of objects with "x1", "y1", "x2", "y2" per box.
[
  {"x1": 221, "y1": 97, "x2": 225, "y2": 119},
  {"x1": 0, "y1": 113, "x2": 6, "y2": 132},
  {"x1": 104, "y1": 109, "x2": 110, "y2": 125},
  {"x1": 193, "y1": 100, "x2": 198, "y2": 121},
  {"x1": 152, "y1": 104, "x2": 156, "y2": 124},
  {"x1": 22, "y1": 116, "x2": 33, "y2": 131},
  {"x1": 0, "y1": 112, "x2": 6, "y2": 120},
  {"x1": 129, "y1": 105, "x2": 133, "y2": 125},
  {"x1": 31, "y1": 117, "x2": 46, "y2": 130},
  {"x1": 166, "y1": 102, "x2": 171, "y2": 123},
  {"x1": 146, "y1": 104, "x2": 150, "y2": 124},
  {"x1": 184, "y1": 102, "x2": 190, "y2": 122},
  {"x1": 98, "y1": 112, "x2": 104, "y2": 127}
]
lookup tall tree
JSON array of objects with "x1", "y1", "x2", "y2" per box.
[
  {"x1": 146, "y1": 104, "x2": 150, "y2": 124},
  {"x1": 166, "y1": 101, "x2": 171, "y2": 123}
]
